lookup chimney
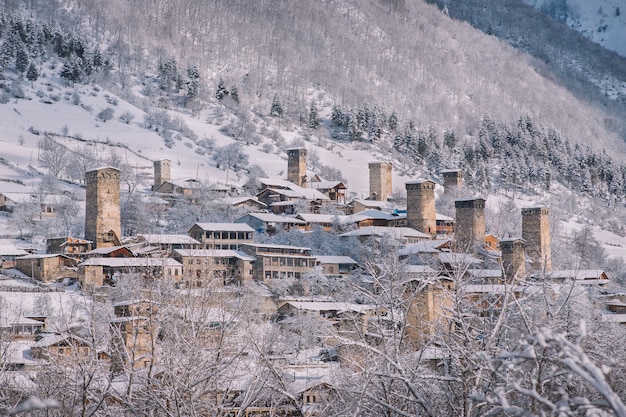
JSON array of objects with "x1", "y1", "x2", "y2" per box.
[
  {"x1": 369, "y1": 161, "x2": 393, "y2": 201},
  {"x1": 405, "y1": 179, "x2": 436, "y2": 237},
  {"x1": 442, "y1": 169, "x2": 463, "y2": 196},
  {"x1": 454, "y1": 198, "x2": 486, "y2": 253},
  {"x1": 500, "y1": 238, "x2": 526, "y2": 281},
  {"x1": 287, "y1": 148, "x2": 307, "y2": 187},
  {"x1": 153, "y1": 159, "x2": 171, "y2": 190},
  {"x1": 522, "y1": 206, "x2": 552, "y2": 272}
]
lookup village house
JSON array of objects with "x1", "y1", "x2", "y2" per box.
[
  {"x1": 153, "y1": 178, "x2": 202, "y2": 196},
  {"x1": 31, "y1": 334, "x2": 92, "y2": 359},
  {"x1": 218, "y1": 196, "x2": 267, "y2": 211},
  {"x1": 0, "y1": 244, "x2": 28, "y2": 268},
  {"x1": 308, "y1": 180, "x2": 348, "y2": 205},
  {"x1": 339, "y1": 226, "x2": 431, "y2": 246},
  {"x1": 436, "y1": 213, "x2": 455, "y2": 236},
  {"x1": 83, "y1": 245, "x2": 135, "y2": 259},
  {"x1": 134, "y1": 234, "x2": 201, "y2": 255},
  {"x1": 315, "y1": 256, "x2": 359, "y2": 275},
  {"x1": 240, "y1": 243, "x2": 318, "y2": 282},
  {"x1": 78, "y1": 257, "x2": 183, "y2": 289},
  {"x1": 188, "y1": 223, "x2": 255, "y2": 250},
  {"x1": 171, "y1": 249, "x2": 255, "y2": 287},
  {"x1": 256, "y1": 178, "x2": 331, "y2": 213},
  {"x1": 235, "y1": 212, "x2": 307, "y2": 235},
  {"x1": 46, "y1": 236, "x2": 93, "y2": 256},
  {"x1": 15, "y1": 254, "x2": 78, "y2": 283}
]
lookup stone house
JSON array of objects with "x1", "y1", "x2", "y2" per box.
[
  {"x1": 308, "y1": 180, "x2": 347, "y2": 204},
  {"x1": 15, "y1": 254, "x2": 78, "y2": 283},
  {"x1": 31, "y1": 334, "x2": 92, "y2": 359},
  {"x1": 188, "y1": 223, "x2": 254, "y2": 250},
  {"x1": 78, "y1": 257, "x2": 183, "y2": 289},
  {"x1": 241, "y1": 243, "x2": 318, "y2": 282},
  {"x1": 171, "y1": 249, "x2": 255, "y2": 287}
]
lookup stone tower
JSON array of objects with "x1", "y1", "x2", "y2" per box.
[
  {"x1": 153, "y1": 159, "x2": 171, "y2": 190},
  {"x1": 369, "y1": 161, "x2": 393, "y2": 201},
  {"x1": 522, "y1": 206, "x2": 552, "y2": 272},
  {"x1": 287, "y1": 148, "x2": 307, "y2": 187},
  {"x1": 110, "y1": 300, "x2": 157, "y2": 372},
  {"x1": 454, "y1": 198, "x2": 486, "y2": 253},
  {"x1": 85, "y1": 166, "x2": 121, "y2": 248},
  {"x1": 500, "y1": 238, "x2": 526, "y2": 281},
  {"x1": 441, "y1": 169, "x2": 463, "y2": 196},
  {"x1": 405, "y1": 179, "x2": 436, "y2": 237}
]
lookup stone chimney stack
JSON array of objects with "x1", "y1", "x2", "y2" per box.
[
  {"x1": 287, "y1": 148, "x2": 307, "y2": 187},
  {"x1": 405, "y1": 179, "x2": 436, "y2": 237},
  {"x1": 369, "y1": 161, "x2": 393, "y2": 201},
  {"x1": 454, "y1": 198, "x2": 486, "y2": 253},
  {"x1": 153, "y1": 159, "x2": 171, "y2": 190},
  {"x1": 85, "y1": 166, "x2": 121, "y2": 248},
  {"x1": 522, "y1": 206, "x2": 552, "y2": 272},
  {"x1": 442, "y1": 169, "x2": 463, "y2": 196},
  {"x1": 500, "y1": 238, "x2": 526, "y2": 281}
]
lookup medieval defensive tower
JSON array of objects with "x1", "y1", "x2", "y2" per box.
[
  {"x1": 369, "y1": 161, "x2": 393, "y2": 201},
  {"x1": 405, "y1": 179, "x2": 436, "y2": 237},
  {"x1": 153, "y1": 159, "x2": 171, "y2": 190},
  {"x1": 441, "y1": 169, "x2": 463, "y2": 196},
  {"x1": 85, "y1": 166, "x2": 121, "y2": 248},
  {"x1": 500, "y1": 238, "x2": 526, "y2": 281},
  {"x1": 454, "y1": 198, "x2": 486, "y2": 253},
  {"x1": 522, "y1": 206, "x2": 552, "y2": 272},
  {"x1": 287, "y1": 147, "x2": 307, "y2": 187}
]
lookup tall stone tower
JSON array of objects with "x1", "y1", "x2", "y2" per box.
[
  {"x1": 500, "y1": 238, "x2": 526, "y2": 281},
  {"x1": 85, "y1": 166, "x2": 121, "y2": 248},
  {"x1": 522, "y1": 206, "x2": 552, "y2": 272},
  {"x1": 369, "y1": 161, "x2": 393, "y2": 201},
  {"x1": 153, "y1": 159, "x2": 171, "y2": 190},
  {"x1": 454, "y1": 198, "x2": 486, "y2": 253},
  {"x1": 441, "y1": 169, "x2": 463, "y2": 196},
  {"x1": 287, "y1": 148, "x2": 307, "y2": 187},
  {"x1": 405, "y1": 179, "x2": 436, "y2": 237}
]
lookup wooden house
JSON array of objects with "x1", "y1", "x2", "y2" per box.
[
  {"x1": 31, "y1": 334, "x2": 92, "y2": 359},
  {"x1": 315, "y1": 256, "x2": 358, "y2": 275},
  {"x1": 188, "y1": 223, "x2": 254, "y2": 250},
  {"x1": 234, "y1": 213, "x2": 307, "y2": 235},
  {"x1": 78, "y1": 257, "x2": 183, "y2": 288},
  {"x1": 46, "y1": 236, "x2": 93, "y2": 256}
]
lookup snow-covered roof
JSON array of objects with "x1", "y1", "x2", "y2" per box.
[
  {"x1": 172, "y1": 249, "x2": 256, "y2": 261},
  {"x1": 191, "y1": 222, "x2": 255, "y2": 232},
  {"x1": 436, "y1": 213, "x2": 454, "y2": 221},
  {"x1": 31, "y1": 333, "x2": 90, "y2": 348},
  {"x1": 315, "y1": 256, "x2": 358, "y2": 265},
  {"x1": 405, "y1": 178, "x2": 434, "y2": 185},
  {"x1": 243, "y1": 243, "x2": 312, "y2": 251},
  {"x1": 398, "y1": 240, "x2": 451, "y2": 255},
  {"x1": 280, "y1": 301, "x2": 377, "y2": 314},
  {"x1": 137, "y1": 234, "x2": 200, "y2": 245},
  {"x1": 308, "y1": 180, "x2": 346, "y2": 190},
  {"x1": 438, "y1": 252, "x2": 483, "y2": 265},
  {"x1": 237, "y1": 213, "x2": 307, "y2": 224},
  {"x1": 0, "y1": 245, "x2": 29, "y2": 256},
  {"x1": 296, "y1": 213, "x2": 347, "y2": 224},
  {"x1": 15, "y1": 253, "x2": 72, "y2": 260},
  {"x1": 339, "y1": 226, "x2": 430, "y2": 239},
  {"x1": 79, "y1": 257, "x2": 182, "y2": 267},
  {"x1": 219, "y1": 196, "x2": 266, "y2": 207},
  {"x1": 466, "y1": 269, "x2": 503, "y2": 279},
  {"x1": 85, "y1": 245, "x2": 130, "y2": 255},
  {"x1": 543, "y1": 269, "x2": 608, "y2": 281},
  {"x1": 258, "y1": 178, "x2": 330, "y2": 200},
  {"x1": 404, "y1": 265, "x2": 438, "y2": 274}
]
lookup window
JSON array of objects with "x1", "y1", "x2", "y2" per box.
[{"x1": 287, "y1": 258, "x2": 293, "y2": 266}]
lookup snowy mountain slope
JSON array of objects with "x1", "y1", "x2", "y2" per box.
[{"x1": 522, "y1": 0, "x2": 626, "y2": 57}]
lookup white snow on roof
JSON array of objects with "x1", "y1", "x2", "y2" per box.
[
  {"x1": 339, "y1": 226, "x2": 430, "y2": 239},
  {"x1": 80, "y1": 257, "x2": 182, "y2": 267},
  {"x1": 173, "y1": 249, "x2": 256, "y2": 261},
  {"x1": 238, "y1": 213, "x2": 307, "y2": 224},
  {"x1": 280, "y1": 300, "x2": 377, "y2": 314},
  {"x1": 191, "y1": 222, "x2": 255, "y2": 232},
  {"x1": 315, "y1": 256, "x2": 358, "y2": 264},
  {"x1": 438, "y1": 252, "x2": 483, "y2": 265},
  {"x1": 137, "y1": 234, "x2": 200, "y2": 245},
  {"x1": 398, "y1": 240, "x2": 451, "y2": 255}
]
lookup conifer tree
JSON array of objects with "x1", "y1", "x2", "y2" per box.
[
  {"x1": 308, "y1": 101, "x2": 319, "y2": 129},
  {"x1": 215, "y1": 79, "x2": 228, "y2": 100},
  {"x1": 230, "y1": 85, "x2": 239, "y2": 104},
  {"x1": 270, "y1": 94, "x2": 284, "y2": 117},
  {"x1": 26, "y1": 62, "x2": 38, "y2": 87}
]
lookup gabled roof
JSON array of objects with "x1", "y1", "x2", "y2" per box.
[
  {"x1": 172, "y1": 249, "x2": 256, "y2": 261},
  {"x1": 257, "y1": 178, "x2": 330, "y2": 200},
  {"x1": 85, "y1": 245, "x2": 133, "y2": 255},
  {"x1": 438, "y1": 252, "x2": 483, "y2": 266},
  {"x1": 398, "y1": 240, "x2": 452, "y2": 255},
  {"x1": 190, "y1": 222, "x2": 255, "y2": 232},
  {"x1": 279, "y1": 301, "x2": 377, "y2": 314},
  {"x1": 339, "y1": 226, "x2": 430, "y2": 240},
  {"x1": 31, "y1": 333, "x2": 90, "y2": 348},
  {"x1": 308, "y1": 181, "x2": 346, "y2": 190},
  {"x1": 219, "y1": 196, "x2": 267, "y2": 207},
  {"x1": 315, "y1": 256, "x2": 358, "y2": 265},
  {"x1": 236, "y1": 213, "x2": 307, "y2": 224},
  {"x1": 79, "y1": 257, "x2": 182, "y2": 267},
  {"x1": 137, "y1": 234, "x2": 200, "y2": 245}
]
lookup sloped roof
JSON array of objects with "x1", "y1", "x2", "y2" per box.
[
  {"x1": 315, "y1": 256, "x2": 358, "y2": 265},
  {"x1": 190, "y1": 222, "x2": 255, "y2": 232},
  {"x1": 137, "y1": 234, "x2": 200, "y2": 245},
  {"x1": 237, "y1": 213, "x2": 307, "y2": 224},
  {"x1": 399, "y1": 240, "x2": 452, "y2": 255},
  {"x1": 279, "y1": 301, "x2": 377, "y2": 314},
  {"x1": 79, "y1": 257, "x2": 182, "y2": 267},
  {"x1": 339, "y1": 226, "x2": 430, "y2": 239},
  {"x1": 172, "y1": 249, "x2": 256, "y2": 261},
  {"x1": 438, "y1": 252, "x2": 483, "y2": 265},
  {"x1": 258, "y1": 178, "x2": 330, "y2": 200}
]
